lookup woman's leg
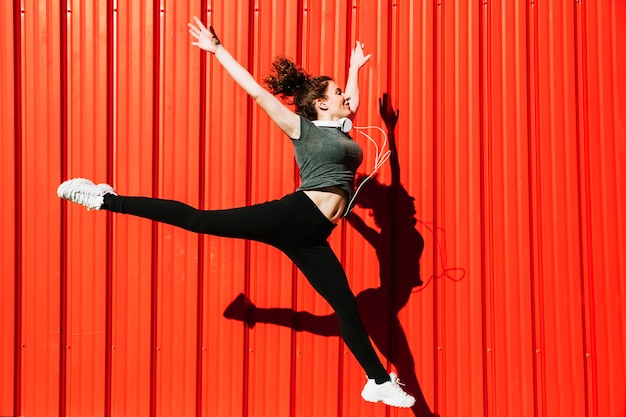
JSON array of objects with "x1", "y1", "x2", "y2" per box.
[
  {"x1": 103, "y1": 194, "x2": 297, "y2": 244},
  {"x1": 282, "y1": 243, "x2": 389, "y2": 382}
]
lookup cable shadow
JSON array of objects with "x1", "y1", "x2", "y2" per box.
[{"x1": 224, "y1": 94, "x2": 436, "y2": 416}]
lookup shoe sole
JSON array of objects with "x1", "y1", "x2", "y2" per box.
[{"x1": 361, "y1": 396, "x2": 415, "y2": 408}]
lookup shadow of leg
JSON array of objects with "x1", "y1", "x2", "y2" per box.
[
  {"x1": 357, "y1": 290, "x2": 434, "y2": 417},
  {"x1": 224, "y1": 293, "x2": 340, "y2": 335},
  {"x1": 224, "y1": 292, "x2": 437, "y2": 415},
  {"x1": 387, "y1": 320, "x2": 434, "y2": 417}
]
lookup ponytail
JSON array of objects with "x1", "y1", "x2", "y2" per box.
[{"x1": 264, "y1": 56, "x2": 331, "y2": 120}]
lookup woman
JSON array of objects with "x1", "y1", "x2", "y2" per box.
[{"x1": 57, "y1": 17, "x2": 415, "y2": 408}]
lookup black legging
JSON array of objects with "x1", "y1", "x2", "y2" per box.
[{"x1": 103, "y1": 190, "x2": 389, "y2": 382}]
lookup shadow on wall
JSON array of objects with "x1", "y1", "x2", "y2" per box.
[{"x1": 223, "y1": 94, "x2": 436, "y2": 417}]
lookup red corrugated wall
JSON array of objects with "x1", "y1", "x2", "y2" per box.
[{"x1": 1, "y1": 1, "x2": 624, "y2": 416}]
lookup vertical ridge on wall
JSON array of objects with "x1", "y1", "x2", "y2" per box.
[
  {"x1": 382, "y1": 0, "x2": 394, "y2": 389},
  {"x1": 105, "y1": 1, "x2": 115, "y2": 415},
  {"x1": 0, "y1": 1, "x2": 20, "y2": 415},
  {"x1": 573, "y1": 1, "x2": 595, "y2": 416},
  {"x1": 478, "y1": 0, "x2": 493, "y2": 415},
  {"x1": 150, "y1": 4, "x2": 161, "y2": 415},
  {"x1": 339, "y1": 3, "x2": 353, "y2": 414},
  {"x1": 195, "y1": 2, "x2": 208, "y2": 416},
  {"x1": 432, "y1": 1, "x2": 442, "y2": 414},
  {"x1": 525, "y1": 0, "x2": 545, "y2": 415},
  {"x1": 13, "y1": 0, "x2": 23, "y2": 408},
  {"x1": 292, "y1": 2, "x2": 306, "y2": 417},
  {"x1": 244, "y1": 3, "x2": 255, "y2": 417},
  {"x1": 14, "y1": 0, "x2": 22, "y2": 415},
  {"x1": 59, "y1": 1, "x2": 69, "y2": 415}
]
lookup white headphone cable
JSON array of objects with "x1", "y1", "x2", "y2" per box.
[{"x1": 345, "y1": 125, "x2": 391, "y2": 214}]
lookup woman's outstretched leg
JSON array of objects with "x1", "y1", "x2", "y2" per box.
[
  {"x1": 58, "y1": 177, "x2": 297, "y2": 244},
  {"x1": 102, "y1": 194, "x2": 295, "y2": 242}
]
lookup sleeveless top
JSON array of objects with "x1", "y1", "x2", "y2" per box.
[{"x1": 290, "y1": 116, "x2": 363, "y2": 203}]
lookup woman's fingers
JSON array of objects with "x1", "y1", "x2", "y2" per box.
[
  {"x1": 188, "y1": 17, "x2": 220, "y2": 52},
  {"x1": 188, "y1": 16, "x2": 210, "y2": 38},
  {"x1": 188, "y1": 25, "x2": 200, "y2": 39},
  {"x1": 193, "y1": 16, "x2": 208, "y2": 32}
]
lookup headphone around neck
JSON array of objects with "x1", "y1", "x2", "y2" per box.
[{"x1": 312, "y1": 118, "x2": 353, "y2": 133}]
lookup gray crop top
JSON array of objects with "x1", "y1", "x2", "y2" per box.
[{"x1": 290, "y1": 116, "x2": 363, "y2": 203}]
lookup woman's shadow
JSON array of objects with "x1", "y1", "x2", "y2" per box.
[{"x1": 224, "y1": 94, "x2": 435, "y2": 416}]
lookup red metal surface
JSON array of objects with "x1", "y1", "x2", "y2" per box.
[
  {"x1": 0, "y1": 1, "x2": 18, "y2": 416},
  {"x1": 109, "y1": 2, "x2": 155, "y2": 416},
  {"x1": 1, "y1": 1, "x2": 624, "y2": 416}
]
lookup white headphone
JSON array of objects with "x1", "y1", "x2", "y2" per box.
[{"x1": 312, "y1": 118, "x2": 353, "y2": 133}]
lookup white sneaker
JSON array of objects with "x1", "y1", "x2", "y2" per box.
[
  {"x1": 361, "y1": 372, "x2": 416, "y2": 408},
  {"x1": 57, "y1": 178, "x2": 116, "y2": 210}
]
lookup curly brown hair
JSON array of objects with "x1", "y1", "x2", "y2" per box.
[{"x1": 263, "y1": 56, "x2": 332, "y2": 120}]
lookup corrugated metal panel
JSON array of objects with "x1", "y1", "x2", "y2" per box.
[
  {"x1": 20, "y1": 1, "x2": 63, "y2": 416},
  {"x1": 532, "y1": 2, "x2": 587, "y2": 416},
  {"x1": 155, "y1": 2, "x2": 201, "y2": 416},
  {"x1": 299, "y1": 2, "x2": 364, "y2": 416},
  {"x1": 392, "y1": 3, "x2": 438, "y2": 417},
  {"x1": 481, "y1": 1, "x2": 535, "y2": 416},
  {"x1": 65, "y1": 1, "x2": 110, "y2": 416},
  {"x1": 435, "y1": 1, "x2": 485, "y2": 415},
  {"x1": 1, "y1": 1, "x2": 624, "y2": 416},
  {"x1": 247, "y1": 2, "x2": 300, "y2": 416},
  {"x1": 110, "y1": 2, "x2": 156, "y2": 416},
  {"x1": 577, "y1": 2, "x2": 626, "y2": 417},
  {"x1": 0, "y1": 1, "x2": 18, "y2": 416}
]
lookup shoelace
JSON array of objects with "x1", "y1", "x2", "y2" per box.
[
  {"x1": 71, "y1": 189, "x2": 102, "y2": 210},
  {"x1": 390, "y1": 374, "x2": 410, "y2": 395}
]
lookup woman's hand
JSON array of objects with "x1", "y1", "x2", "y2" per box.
[
  {"x1": 188, "y1": 16, "x2": 221, "y2": 53},
  {"x1": 350, "y1": 41, "x2": 372, "y2": 70}
]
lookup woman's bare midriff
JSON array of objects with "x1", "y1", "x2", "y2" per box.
[{"x1": 303, "y1": 187, "x2": 347, "y2": 223}]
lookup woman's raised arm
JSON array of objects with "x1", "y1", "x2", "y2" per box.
[
  {"x1": 344, "y1": 41, "x2": 371, "y2": 116},
  {"x1": 189, "y1": 17, "x2": 300, "y2": 138}
]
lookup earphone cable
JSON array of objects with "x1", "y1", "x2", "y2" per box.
[{"x1": 345, "y1": 125, "x2": 391, "y2": 214}]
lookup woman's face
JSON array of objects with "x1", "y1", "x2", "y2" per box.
[{"x1": 321, "y1": 80, "x2": 351, "y2": 119}]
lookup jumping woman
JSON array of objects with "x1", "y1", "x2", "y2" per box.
[{"x1": 57, "y1": 16, "x2": 415, "y2": 408}]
